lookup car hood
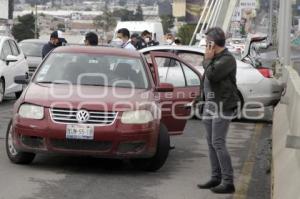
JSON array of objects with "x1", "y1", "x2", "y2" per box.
[
  {"x1": 24, "y1": 83, "x2": 155, "y2": 111},
  {"x1": 26, "y1": 56, "x2": 43, "y2": 68}
]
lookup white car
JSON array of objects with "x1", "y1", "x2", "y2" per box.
[
  {"x1": 140, "y1": 45, "x2": 283, "y2": 109},
  {"x1": 0, "y1": 36, "x2": 29, "y2": 102}
]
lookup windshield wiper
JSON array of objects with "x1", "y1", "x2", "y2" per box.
[
  {"x1": 35, "y1": 81, "x2": 68, "y2": 85},
  {"x1": 80, "y1": 83, "x2": 105, "y2": 87}
]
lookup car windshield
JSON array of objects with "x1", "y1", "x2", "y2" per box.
[
  {"x1": 19, "y1": 42, "x2": 44, "y2": 57},
  {"x1": 34, "y1": 53, "x2": 149, "y2": 89}
]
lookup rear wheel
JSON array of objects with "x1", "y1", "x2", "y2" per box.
[
  {"x1": 5, "y1": 120, "x2": 35, "y2": 164},
  {"x1": 0, "y1": 79, "x2": 4, "y2": 103},
  {"x1": 131, "y1": 124, "x2": 170, "y2": 172}
]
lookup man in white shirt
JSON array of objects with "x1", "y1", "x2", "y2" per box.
[{"x1": 116, "y1": 28, "x2": 136, "y2": 51}]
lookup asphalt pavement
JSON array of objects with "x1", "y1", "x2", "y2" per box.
[{"x1": 0, "y1": 98, "x2": 271, "y2": 199}]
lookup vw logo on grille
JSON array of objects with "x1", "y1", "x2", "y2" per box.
[{"x1": 76, "y1": 110, "x2": 90, "y2": 123}]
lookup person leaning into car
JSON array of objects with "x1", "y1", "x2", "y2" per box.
[
  {"x1": 42, "y1": 30, "x2": 67, "y2": 59},
  {"x1": 194, "y1": 27, "x2": 240, "y2": 194},
  {"x1": 84, "y1": 32, "x2": 99, "y2": 46}
]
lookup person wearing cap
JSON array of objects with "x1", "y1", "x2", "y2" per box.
[
  {"x1": 84, "y1": 32, "x2": 99, "y2": 46},
  {"x1": 42, "y1": 30, "x2": 66, "y2": 58}
]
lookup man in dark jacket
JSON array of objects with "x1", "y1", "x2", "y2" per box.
[
  {"x1": 84, "y1": 32, "x2": 98, "y2": 46},
  {"x1": 136, "y1": 30, "x2": 159, "y2": 50},
  {"x1": 42, "y1": 30, "x2": 66, "y2": 58},
  {"x1": 196, "y1": 27, "x2": 240, "y2": 194}
]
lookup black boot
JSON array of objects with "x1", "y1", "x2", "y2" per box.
[
  {"x1": 197, "y1": 179, "x2": 221, "y2": 189},
  {"x1": 210, "y1": 183, "x2": 235, "y2": 194}
]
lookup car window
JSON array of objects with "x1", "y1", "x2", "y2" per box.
[
  {"x1": 19, "y1": 42, "x2": 44, "y2": 57},
  {"x1": 9, "y1": 40, "x2": 20, "y2": 56},
  {"x1": 177, "y1": 52, "x2": 204, "y2": 67},
  {"x1": 155, "y1": 57, "x2": 185, "y2": 87},
  {"x1": 181, "y1": 63, "x2": 201, "y2": 86},
  {"x1": 1, "y1": 41, "x2": 13, "y2": 60},
  {"x1": 34, "y1": 53, "x2": 149, "y2": 89}
]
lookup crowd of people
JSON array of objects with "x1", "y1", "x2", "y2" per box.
[{"x1": 42, "y1": 28, "x2": 181, "y2": 58}]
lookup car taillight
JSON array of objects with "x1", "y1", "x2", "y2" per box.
[{"x1": 258, "y1": 68, "x2": 273, "y2": 78}]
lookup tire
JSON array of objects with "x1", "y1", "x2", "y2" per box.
[
  {"x1": 15, "y1": 91, "x2": 23, "y2": 99},
  {"x1": 131, "y1": 124, "x2": 170, "y2": 172},
  {"x1": 5, "y1": 120, "x2": 35, "y2": 164},
  {"x1": 235, "y1": 91, "x2": 245, "y2": 120},
  {"x1": 0, "y1": 79, "x2": 4, "y2": 103}
]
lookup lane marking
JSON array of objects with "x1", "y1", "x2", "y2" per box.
[{"x1": 233, "y1": 123, "x2": 264, "y2": 199}]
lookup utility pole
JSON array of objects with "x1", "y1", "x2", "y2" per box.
[
  {"x1": 269, "y1": 0, "x2": 273, "y2": 44},
  {"x1": 8, "y1": 0, "x2": 14, "y2": 19},
  {"x1": 35, "y1": 4, "x2": 38, "y2": 39}
]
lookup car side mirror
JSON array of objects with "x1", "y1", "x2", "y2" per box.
[
  {"x1": 6, "y1": 55, "x2": 18, "y2": 65},
  {"x1": 155, "y1": 83, "x2": 174, "y2": 92},
  {"x1": 14, "y1": 75, "x2": 29, "y2": 85}
]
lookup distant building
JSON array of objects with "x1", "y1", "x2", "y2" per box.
[
  {"x1": 173, "y1": 0, "x2": 186, "y2": 18},
  {"x1": 158, "y1": 1, "x2": 172, "y2": 16},
  {"x1": 173, "y1": 0, "x2": 204, "y2": 23},
  {"x1": 71, "y1": 13, "x2": 82, "y2": 20},
  {"x1": 0, "y1": 0, "x2": 9, "y2": 19}
]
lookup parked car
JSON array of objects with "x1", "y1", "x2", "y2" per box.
[
  {"x1": 19, "y1": 39, "x2": 47, "y2": 77},
  {"x1": 140, "y1": 45, "x2": 283, "y2": 109},
  {"x1": 0, "y1": 36, "x2": 29, "y2": 102},
  {"x1": 6, "y1": 46, "x2": 201, "y2": 171}
]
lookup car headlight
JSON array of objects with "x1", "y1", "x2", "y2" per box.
[
  {"x1": 18, "y1": 104, "x2": 44, "y2": 120},
  {"x1": 121, "y1": 110, "x2": 154, "y2": 124}
]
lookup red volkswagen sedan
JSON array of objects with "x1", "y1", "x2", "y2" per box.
[{"x1": 6, "y1": 46, "x2": 201, "y2": 171}]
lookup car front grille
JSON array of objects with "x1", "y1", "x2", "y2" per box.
[
  {"x1": 50, "y1": 139, "x2": 112, "y2": 151},
  {"x1": 50, "y1": 108, "x2": 117, "y2": 125}
]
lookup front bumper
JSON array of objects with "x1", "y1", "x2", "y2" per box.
[{"x1": 12, "y1": 114, "x2": 159, "y2": 159}]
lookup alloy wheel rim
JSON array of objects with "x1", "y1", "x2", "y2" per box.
[{"x1": 8, "y1": 126, "x2": 18, "y2": 156}]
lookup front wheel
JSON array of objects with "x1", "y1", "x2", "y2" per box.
[
  {"x1": 131, "y1": 124, "x2": 170, "y2": 172},
  {"x1": 5, "y1": 120, "x2": 35, "y2": 164},
  {"x1": 15, "y1": 91, "x2": 23, "y2": 99}
]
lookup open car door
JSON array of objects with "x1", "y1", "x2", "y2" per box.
[{"x1": 148, "y1": 51, "x2": 202, "y2": 135}]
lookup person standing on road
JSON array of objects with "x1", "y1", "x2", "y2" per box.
[
  {"x1": 137, "y1": 30, "x2": 159, "y2": 49},
  {"x1": 42, "y1": 30, "x2": 67, "y2": 58},
  {"x1": 84, "y1": 32, "x2": 99, "y2": 46},
  {"x1": 130, "y1": 33, "x2": 140, "y2": 49},
  {"x1": 116, "y1": 28, "x2": 136, "y2": 50},
  {"x1": 165, "y1": 33, "x2": 176, "y2": 45},
  {"x1": 196, "y1": 27, "x2": 240, "y2": 194}
]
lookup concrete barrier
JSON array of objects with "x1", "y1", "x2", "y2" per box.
[{"x1": 273, "y1": 66, "x2": 300, "y2": 199}]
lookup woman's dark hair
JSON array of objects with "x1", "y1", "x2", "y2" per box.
[
  {"x1": 117, "y1": 28, "x2": 130, "y2": 39},
  {"x1": 205, "y1": 27, "x2": 226, "y2": 47},
  {"x1": 85, "y1": 32, "x2": 98, "y2": 46}
]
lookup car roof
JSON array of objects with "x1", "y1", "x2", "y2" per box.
[
  {"x1": 139, "y1": 45, "x2": 251, "y2": 68},
  {"x1": 52, "y1": 46, "x2": 141, "y2": 58},
  {"x1": 139, "y1": 45, "x2": 205, "y2": 54},
  {"x1": 0, "y1": 36, "x2": 13, "y2": 41},
  {"x1": 19, "y1": 39, "x2": 48, "y2": 43}
]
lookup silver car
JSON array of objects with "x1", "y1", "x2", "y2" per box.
[
  {"x1": 19, "y1": 39, "x2": 47, "y2": 77},
  {"x1": 140, "y1": 45, "x2": 283, "y2": 109}
]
